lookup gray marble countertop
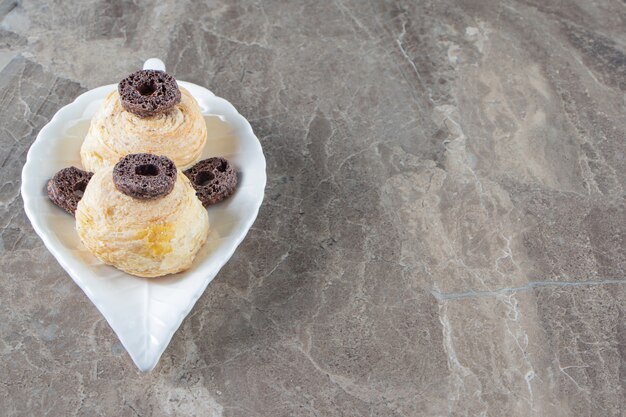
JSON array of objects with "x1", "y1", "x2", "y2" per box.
[{"x1": 1, "y1": 1, "x2": 625, "y2": 416}]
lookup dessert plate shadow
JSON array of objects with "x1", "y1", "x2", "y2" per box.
[{"x1": 21, "y1": 59, "x2": 266, "y2": 372}]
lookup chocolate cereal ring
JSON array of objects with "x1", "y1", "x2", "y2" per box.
[
  {"x1": 118, "y1": 69, "x2": 181, "y2": 118},
  {"x1": 113, "y1": 153, "x2": 177, "y2": 200},
  {"x1": 47, "y1": 167, "x2": 93, "y2": 215},
  {"x1": 184, "y1": 157, "x2": 237, "y2": 207}
]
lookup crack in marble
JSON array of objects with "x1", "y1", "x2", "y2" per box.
[{"x1": 431, "y1": 278, "x2": 626, "y2": 301}]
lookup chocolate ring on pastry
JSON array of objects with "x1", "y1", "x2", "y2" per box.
[
  {"x1": 113, "y1": 153, "x2": 177, "y2": 200},
  {"x1": 118, "y1": 69, "x2": 181, "y2": 118},
  {"x1": 184, "y1": 157, "x2": 238, "y2": 207},
  {"x1": 47, "y1": 167, "x2": 93, "y2": 215}
]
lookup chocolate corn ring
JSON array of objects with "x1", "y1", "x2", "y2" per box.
[
  {"x1": 47, "y1": 167, "x2": 93, "y2": 215},
  {"x1": 118, "y1": 69, "x2": 181, "y2": 118},
  {"x1": 112, "y1": 153, "x2": 177, "y2": 200},
  {"x1": 184, "y1": 157, "x2": 238, "y2": 207}
]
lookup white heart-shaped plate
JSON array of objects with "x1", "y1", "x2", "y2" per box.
[{"x1": 21, "y1": 59, "x2": 266, "y2": 372}]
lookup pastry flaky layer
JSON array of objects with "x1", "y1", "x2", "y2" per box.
[
  {"x1": 76, "y1": 167, "x2": 209, "y2": 278},
  {"x1": 80, "y1": 87, "x2": 207, "y2": 173}
]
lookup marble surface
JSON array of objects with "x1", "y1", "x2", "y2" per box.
[{"x1": 1, "y1": 0, "x2": 625, "y2": 416}]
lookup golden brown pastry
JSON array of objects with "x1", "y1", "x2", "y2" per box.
[
  {"x1": 75, "y1": 157, "x2": 209, "y2": 278},
  {"x1": 80, "y1": 87, "x2": 207, "y2": 173}
]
